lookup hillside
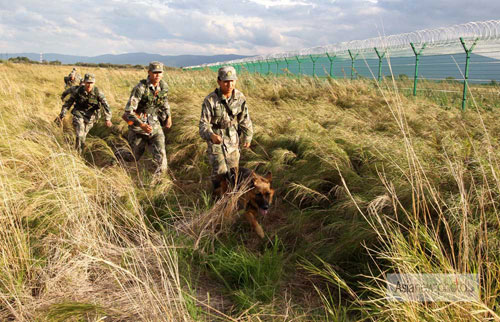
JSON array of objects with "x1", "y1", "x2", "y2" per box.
[{"x1": 0, "y1": 62, "x2": 499, "y2": 321}]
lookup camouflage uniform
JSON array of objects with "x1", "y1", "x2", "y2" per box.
[
  {"x1": 199, "y1": 66, "x2": 253, "y2": 177},
  {"x1": 122, "y1": 62, "x2": 170, "y2": 173},
  {"x1": 64, "y1": 69, "x2": 81, "y2": 89},
  {"x1": 59, "y1": 74, "x2": 112, "y2": 153}
]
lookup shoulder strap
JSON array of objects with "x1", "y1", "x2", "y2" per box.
[{"x1": 221, "y1": 100, "x2": 234, "y2": 118}]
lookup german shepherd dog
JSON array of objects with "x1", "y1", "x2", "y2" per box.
[{"x1": 213, "y1": 167, "x2": 274, "y2": 238}]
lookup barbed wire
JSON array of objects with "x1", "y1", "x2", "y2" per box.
[{"x1": 185, "y1": 20, "x2": 500, "y2": 69}]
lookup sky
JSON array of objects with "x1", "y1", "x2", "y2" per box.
[{"x1": 0, "y1": 0, "x2": 499, "y2": 57}]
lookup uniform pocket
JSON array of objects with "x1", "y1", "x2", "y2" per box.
[
  {"x1": 230, "y1": 105, "x2": 241, "y2": 116},
  {"x1": 213, "y1": 104, "x2": 223, "y2": 117},
  {"x1": 209, "y1": 143, "x2": 223, "y2": 155},
  {"x1": 228, "y1": 127, "x2": 239, "y2": 145}
]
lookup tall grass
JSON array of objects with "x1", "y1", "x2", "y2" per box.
[
  {"x1": 0, "y1": 64, "x2": 192, "y2": 320},
  {"x1": 0, "y1": 62, "x2": 499, "y2": 321}
]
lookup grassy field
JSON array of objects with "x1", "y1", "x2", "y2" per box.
[{"x1": 0, "y1": 62, "x2": 499, "y2": 321}]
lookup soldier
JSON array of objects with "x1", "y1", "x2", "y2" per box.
[
  {"x1": 122, "y1": 61, "x2": 172, "y2": 175},
  {"x1": 64, "y1": 68, "x2": 81, "y2": 88},
  {"x1": 56, "y1": 73, "x2": 112, "y2": 153},
  {"x1": 199, "y1": 66, "x2": 253, "y2": 190}
]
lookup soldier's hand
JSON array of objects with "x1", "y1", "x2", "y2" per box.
[
  {"x1": 242, "y1": 142, "x2": 251, "y2": 149},
  {"x1": 105, "y1": 120, "x2": 112, "y2": 128},
  {"x1": 164, "y1": 117, "x2": 172, "y2": 129},
  {"x1": 210, "y1": 133, "x2": 223, "y2": 144},
  {"x1": 140, "y1": 123, "x2": 153, "y2": 134}
]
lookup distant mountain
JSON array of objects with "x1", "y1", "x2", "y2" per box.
[{"x1": 3, "y1": 52, "x2": 251, "y2": 67}]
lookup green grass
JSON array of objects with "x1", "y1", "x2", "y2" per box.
[
  {"x1": 205, "y1": 237, "x2": 284, "y2": 312},
  {"x1": 45, "y1": 302, "x2": 106, "y2": 322}
]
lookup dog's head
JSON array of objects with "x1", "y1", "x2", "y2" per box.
[{"x1": 249, "y1": 172, "x2": 274, "y2": 216}]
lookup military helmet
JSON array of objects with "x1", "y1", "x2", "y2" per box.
[
  {"x1": 218, "y1": 66, "x2": 237, "y2": 81},
  {"x1": 83, "y1": 73, "x2": 95, "y2": 83},
  {"x1": 148, "y1": 61, "x2": 164, "y2": 72}
]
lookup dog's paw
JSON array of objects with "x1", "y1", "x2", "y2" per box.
[{"x1": 255, "y1": 225, "x2": 265, "y2": 239}]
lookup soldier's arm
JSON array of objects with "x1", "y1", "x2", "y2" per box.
[
  {"x1": 163, "y1": 98, "x2": 172, "y2": 128},
  {"x1": 158, "y1": 89, "x2": 171, "y2": 127},
  {"x1": 238, "y1": 101, "x2": 253, "y2": 144},
  {"x1": 123, "y1": 84, "x2": 145, "y2": 126},
  {"x1": 59, "y1": 93, "x2": 76, "y2": 118},
  {"x1": 160, "y1": 80, "x2": 171, "y2": 119},
  {"x1": 98, "y1": 92, "x2": 112, "y2": 121},
  {"x1": 61, "y1": 87, "x2": 71, "y2": 101},
  {"x1": 199, "y1": 98, "x2": 215, "y2": 141},
  {"x1": 161, "y1": 95, "x2": 171, "y2": 118}
]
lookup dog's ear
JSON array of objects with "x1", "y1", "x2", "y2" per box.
[
  {"x1": 251, "y1": 173, "x2": 258, "y2": 185},
  {"x1": 248, "y1": 171, "x2": 257, "y2": 187},
  {"x1": 265, "y1": 172, "x2": 272, "y2": 182}
]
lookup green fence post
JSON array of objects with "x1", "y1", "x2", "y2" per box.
[
  {"x1": 295, "y1": 55, "x2": 302, "y2": 78},
  {"x1": 309, "y1": 55, "x2": 319, "y2": 77},
  {"x1": 284, "y1": 57, "x2": 291, "y2": 77},
  {"x1": 374, "y1": 47, "x2": 386, "y2": 82},
  {"x1": 258, "y1": 61, "x2": 264, "y2": 75},
  {"x1": 274, "y1": 59, "x2": 279, "y2": 75},
  {"x1": 410, "y1": 42, "x2": 426, "y2": 96},
  {"x1": 348, "y1": 50, "x2": 359, "y2": 80},
  {"x1": 460, "y1": 37, "x2": 479, "y2": 111},
  {"x1": 326, "y1": 52, "x2": 336, "y2": 78},
  {"x1": 265, "y1": 59, "x2": 271, "y2": 75}
]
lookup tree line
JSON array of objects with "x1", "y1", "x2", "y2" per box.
[{"x1": 0, "y1": 56, "x2": 167, "y2": 70}]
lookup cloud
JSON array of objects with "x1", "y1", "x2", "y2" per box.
[
  {"x1": 0, "y1": 0, "x2": 499, "y2": 56},
  {"x1": 247, "y1": 0, "x2": 313, "y2": 7}
]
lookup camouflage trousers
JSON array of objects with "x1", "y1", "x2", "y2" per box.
[
  {"x1": 207, "y1": 143, "x2": 240, "y2": 177},
  {"x1": 127, "y1": 129, "x2": 167, "y2": 173},
  {"x1": 73, "y1": 116, "x2": 96, "y2": 153}
]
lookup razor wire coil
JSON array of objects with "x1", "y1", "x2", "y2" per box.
[{"x1": 185, "y1": 20, "x2": 500, "y2": 69}]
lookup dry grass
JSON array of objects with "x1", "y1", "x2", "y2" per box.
[{"x1": 0, "y1": 63, "x2": 193, "y2": 321}]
